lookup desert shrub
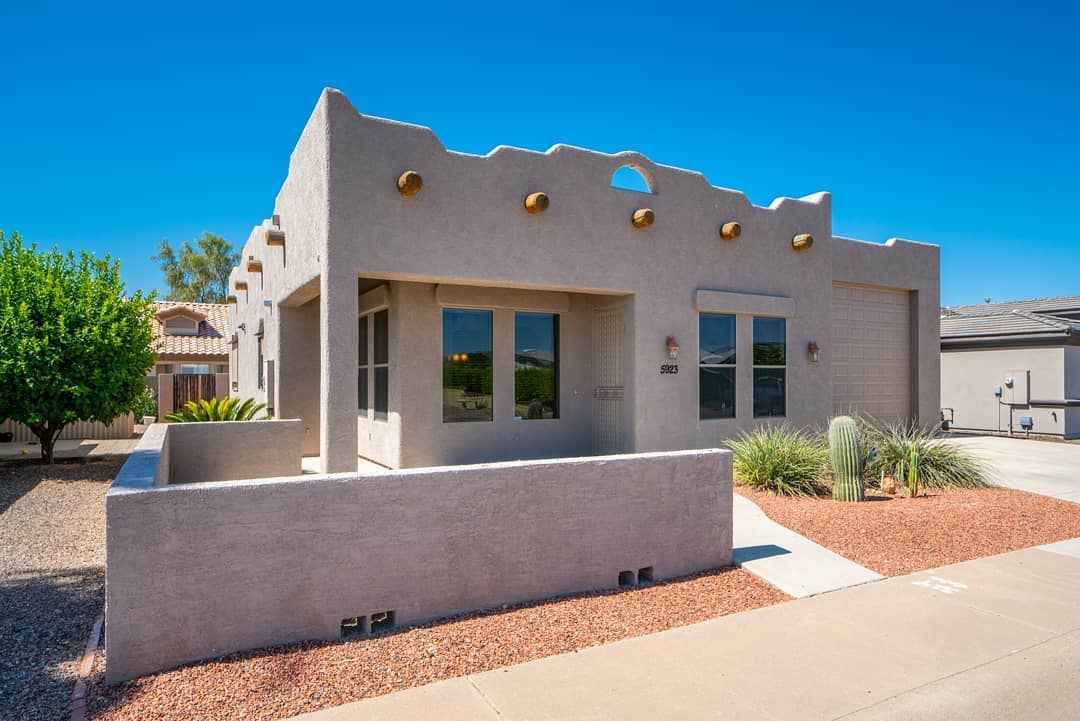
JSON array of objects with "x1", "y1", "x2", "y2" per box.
[
  {"x1": 863, "y1": 420, "x2": 994, "y2": 493},
  {"x1": 165, "y1": 397, "x2": 268, "y2": 423},
  {"x1": 728, "y1": 424, "x2": 829, "y2": 496},
  {"x1": 130, "y1": 387, "x2": 158, "y2": 419}
]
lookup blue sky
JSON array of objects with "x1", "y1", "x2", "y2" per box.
[{"x1": 2, "y1": 1, "x2": 1077, "y2": 306}]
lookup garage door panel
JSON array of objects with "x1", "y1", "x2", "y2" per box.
[{"x1": 832, "y1": 283, "x2": 911, "y2": 420}]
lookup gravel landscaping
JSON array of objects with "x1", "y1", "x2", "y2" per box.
[
  {"x1": 0, "y1": 460, "x2": 121, "y2": 721},
  {"x1": 738, "y1": 485, "x2": 1080, "y2": 576},
  {"x1": 85, "y1": 567, "x2": 787, "y2": 721}
]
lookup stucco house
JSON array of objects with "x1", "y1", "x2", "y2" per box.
[
  {"x1": 149, "y1": 301, "x2": 230, "y2": 419},
  {"x1": 941, "y1": 295, "x2": 1080, "y2": 439},
  {"x1": 227, "y1": 89, "x2": 940, "y2": 473}
]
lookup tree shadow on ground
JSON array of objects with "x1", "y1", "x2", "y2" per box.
[{"x1": 0, "y1": 566, "x2": 103, "y2": 721}]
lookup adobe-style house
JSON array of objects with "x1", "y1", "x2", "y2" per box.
[
  {"x1": 149, "y1": 301, "x2": 230, "y2": 418},
  {"x1": 227, "y1": 89, "x2": 940, "y2": 473},
  {"x1": 941, "y1": 295, "x2": 1080, "y2": 439}
]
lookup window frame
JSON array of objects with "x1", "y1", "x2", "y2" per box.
[
  {"x1": 513, "y1": 311, "x2": 560, "y2": 421},
  {"x1": 752, "y1": 316, "x2": 787, "y2": 419},
  {"x1": 442, "y1": 307, "x2": 494, "y2": 423},
  {"x1": 357, "y1": 315, "x2": 369, "y2": 417},
  {"x1": 372, "y1": 309, "x2": 389, "y2": 421},
  {"x1": 698, "y1": 313, "x2": 737, "y2": 420}
]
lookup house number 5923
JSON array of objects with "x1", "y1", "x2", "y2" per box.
[{"x1": 660, "y1": 364, "x2": 679, "y2": 375}]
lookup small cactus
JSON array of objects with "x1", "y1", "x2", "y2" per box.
[
  {"x1": 907, "y1": 445, "x2": 921, "y2": 498},
  {"x1": 829, "y1": 416, "x2": 865, "y2": 501}
]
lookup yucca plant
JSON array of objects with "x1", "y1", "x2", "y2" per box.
[
  {"x1": 165, "y1": 397, "x2": 269, "y2": 423},
  {"x1": 728, "y1": 424, "x2": 830, "y2": 496},
  {"x1": 862, "y1": 419, "x2": 994, "y2": 494}
]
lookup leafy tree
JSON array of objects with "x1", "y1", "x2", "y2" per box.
[
  {"x1": 0, "y1": 231, "x2": 156, "y2": 462},
  {"x1": 152, "y1": 231, "x2": 240, "y2": 303}
]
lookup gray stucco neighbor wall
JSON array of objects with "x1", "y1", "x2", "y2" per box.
[
  {"x1": 105, "y1": 444, "x2": 732, "y2": 683},
  {"x1": 227, "y1": 88, "x2": 940, "y2": 471}
]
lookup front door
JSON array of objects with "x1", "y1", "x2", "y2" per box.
[{"x1": 593, "y1": 307, "x2": 624, "y2": 454}]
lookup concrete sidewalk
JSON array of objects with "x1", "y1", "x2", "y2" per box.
[
  {"x1": 732, "y1": 493, "x2": 883, "y2": 597},
  {"x1": 292, "y1": 544, "x2": 1080, "y2": 721},
  {"x1": 0, "y1": 438, "x2": 136, "y2": 461}
]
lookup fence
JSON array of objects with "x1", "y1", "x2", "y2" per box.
[{"x1": 0, "y1": 414, "x2": 135, "y2": 443}]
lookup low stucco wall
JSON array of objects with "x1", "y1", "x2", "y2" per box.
[
  {"x1": 162, "y1": 420, "x2": 301, "y2": 484},
  {"x1": 105, "y1": 447, "x2": 732, "y2": 683}
]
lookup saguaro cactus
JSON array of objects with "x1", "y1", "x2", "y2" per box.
[{"x1": 829, "y1": 416, "x2": 865, "y2": 501}]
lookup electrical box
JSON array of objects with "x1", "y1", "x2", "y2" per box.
[
  {"x1": 1019, "y1": 416, "x2": 1034, "y2": 431},
  {"x1": 1004, "y1": 370, "x2": 1030, "y2": 405},
  {"x1": 993, "y1": 385, "x2": 1003, "y2": 398}
]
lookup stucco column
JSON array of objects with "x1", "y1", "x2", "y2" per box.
[{"x1": 319, "y1": 268, "x2": 359, "y2": 472}]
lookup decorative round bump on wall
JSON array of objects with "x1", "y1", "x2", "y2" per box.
[
  {"x1": 524, "y1": 191, "x2": 550, "y2": 214},
  {"x1": 632, "y1": 208, "x2": 655, "y2": 229},
  {"x1": 397, "y1": 170, "x2": 423, "y2": 196},
  {"x1": 792, "y1": 233, "x2": 814, "y2": 251},
  {"x1": 720, "y1": 221, "x2": 742, "y2": 241}
]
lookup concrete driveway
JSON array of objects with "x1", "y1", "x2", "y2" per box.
[{"x1": 947, "y1": 434, "x2": 1080, "y2": 503}]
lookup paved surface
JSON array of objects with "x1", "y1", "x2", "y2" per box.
[
  {"x1": 291, "y1": 545, "x2": 1080, "y2": 721},
  {"x1": 732, "y1": 493, "x2": 883, "y2": 597},
  {"x1": 947, "y1": 434, "x2": 1080, "y2": 502},
  {"x1": 0, "y1": 438, "x2": 136, "y2": 461}
]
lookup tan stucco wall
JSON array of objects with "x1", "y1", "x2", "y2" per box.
[
  {"x1": 160, "y1": 420, "x2": 302, "y2": 484},
  {"x1": 228, "y1": 89, "x2": 940, "y2": 471},
  {"x1": 941, "y1": 346, "x2": 1069, "y2": 437},
  {"x1": 105, "y1": 447, "x2": 732, "y2": 683}
]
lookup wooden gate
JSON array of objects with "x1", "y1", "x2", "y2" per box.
[{"x1": 173, "y1": 374, "x2": 218, "y2": 411}]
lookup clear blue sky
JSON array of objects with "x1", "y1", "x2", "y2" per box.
[{"x1": 2, "y1": 1, "x2": 1077, "y2": 307}]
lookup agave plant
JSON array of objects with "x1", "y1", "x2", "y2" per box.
[
  {"x1": 165, "y1": 397, "x2": 270, "y2": 423},
  {"x1": 862, "y1": 419, "x2": 994, "y2": 493}
]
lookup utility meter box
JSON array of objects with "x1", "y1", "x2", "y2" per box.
[{"x1": 1004, "y1": 369, "x2": 1030, "y2": 405}]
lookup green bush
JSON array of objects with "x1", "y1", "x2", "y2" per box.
[
  {"x1": 165, "y1": 397, "x2": 269, "y2": 423},
  {"x1": 130, "y1": 387, "x2": 158, "y2": 419},
  {"x1": 862, "y1": 420, "x2": 994, "y2": 493},
  {"x1": 728, "y1": 424, "x2": 829, "y2": 496}
]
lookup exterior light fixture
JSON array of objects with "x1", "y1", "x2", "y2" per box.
[
  {"x1": 808, "y1": 341, "x2": 821, "y2": 362},
  {"x1": 665, "y1": 336, "x2": 680, "y2": 360}
]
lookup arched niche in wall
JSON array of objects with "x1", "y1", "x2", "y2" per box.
[{"x1": 610, "y1": 164, "x2": 655, "y2": 194}]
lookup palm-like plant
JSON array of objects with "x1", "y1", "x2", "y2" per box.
[
  {"x1": 165, "y1": 397, "x2": 269, "y2": 423},
  {"x1": 862, "y1": 420, "x2": 994, "y2": 494},
  {"x1": 728, "y1": 424, "x2": 830, "y2": 496}
]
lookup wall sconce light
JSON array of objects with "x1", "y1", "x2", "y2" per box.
[
  {"x1": 808, "y1": 341, "x2": 821, "y2": 362},
  {"x1": 237, "y1": 322, "x2": 247, "y2": 333},
  {"x1": 665, "y1": 336, "x2": 680, "y2": 360}
]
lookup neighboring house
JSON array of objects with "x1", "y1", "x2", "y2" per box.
[
  {"x1": 149, "y1": 301, "x2": 231, "y2": 419},
  {"x1": 227, "y1": 89, "x2": 940, "y2": 473},
  {"x1": 941, "y1": 296, "x2": 1080, "y2": 439}
]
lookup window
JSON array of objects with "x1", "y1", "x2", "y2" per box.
[
  {"x1": 179, "y1": 363, "x2": 212, "y2": 375},
  {"x1": 357, "y1": 315, "x2": 369, "y2": 414},
  {"x1": 514, "y1": 312, "x2": 558, "y2": 420},
  {"x1": 256, "y1": 335, "x2": 264, "y2": 390},
  {"x1": 699, "y1": 314, "x2": 736, "y2": 419},
  {"x1": 163, "y1": 317, "x2": 199, "y2": 336},
  {"x1": 753, "y1": 317, "x2": 786, "y2": 417},
  {"x1": 373, "y1": 310, "x2": 389, "y2": 421},
  {"x1": 443, "y1": 309, "x2": 493, "y2": 422}
]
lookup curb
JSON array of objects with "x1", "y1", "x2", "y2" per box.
[{"x1": 70, "y1": 609, "x2": 104, "y2": 721}]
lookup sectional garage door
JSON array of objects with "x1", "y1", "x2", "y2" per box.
[{"x1": 832, "y1": 283, "x2": 912, "y2": 420}]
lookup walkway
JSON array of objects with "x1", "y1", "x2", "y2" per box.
[
  {"x1": 0, "y1": 438, "x2": 136, "y2": 461},
  {"x1": 291, "y1": 544, "x2": 1080, "y2": 721},
  {"x1": 732, "y1": 493, "x2": 883, "y2": 597},
  {"x1": 947, "y1": 434, "x2": 1080, "y2": 502}
]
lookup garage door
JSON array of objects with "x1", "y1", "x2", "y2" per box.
[{"x1": 832, "y1": 283, "x2": 912, "y2": 420}]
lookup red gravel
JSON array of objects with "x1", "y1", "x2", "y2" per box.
[
  {"x1": 86, "y1": 568, "x2": 787, "y2": 721},
  {"x1": 738, "y1": 486, "x2": 1080, "y2": 576}
]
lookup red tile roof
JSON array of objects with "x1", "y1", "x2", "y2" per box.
[{"x1": 152, "y1": 301, "x2": 230, "y2": 358}]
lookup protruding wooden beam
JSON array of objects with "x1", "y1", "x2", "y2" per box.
[
  {"x1": 265, "y1": 229, "x2": 286, "y2": 246},
  {"x1": 234, "y1": 280, "x2": 248, "y2": 291},
  {"x1": 397, "y1": 170, "x2": 423, "y2": 196},
  {"x1": 246, "y1": 259, "x2": 263, "y2": 273},
  {"x1": 226, "y1": 295, "x2": 237, "y2": 305},
  {"x1": 524, "y1": 191, "x2": 549, "y2": 214},
  {"x1": 632, "y1": 208, "x2": 655, "y2": 229},
  {"x1": 720, "y1": 221, "x2": 742, "y2": 241},
  {"x1": 792, "y1": 233, "x2": 814, "y2": 251}
]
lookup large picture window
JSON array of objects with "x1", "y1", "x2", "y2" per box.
[
  {"x1": 699, "y1": 314, "x2": 736, "y2": 419},
  {"x1": 753, "y1": 317, "x2": 786, "y2": 418},
  {"x1": 514, "y1": 312, "x2": 558, "y2": 420},
  {"x1": 373, "y1": 310, "x2": 389, "y2": 421},
  {"x1": 443, "y1": 309, "x2": 493, "y2": 422}
]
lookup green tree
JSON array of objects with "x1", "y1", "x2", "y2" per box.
[
  {"x1": 0, "y1": 231, "x2": 156, "y2": 463},
  {"x1": 152, "y1": 231, "x2": 240, "y2": 303}
]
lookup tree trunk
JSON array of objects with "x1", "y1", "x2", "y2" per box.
[{"x1": 29, "y1": 421, "x2": 65, "y2": 464}]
